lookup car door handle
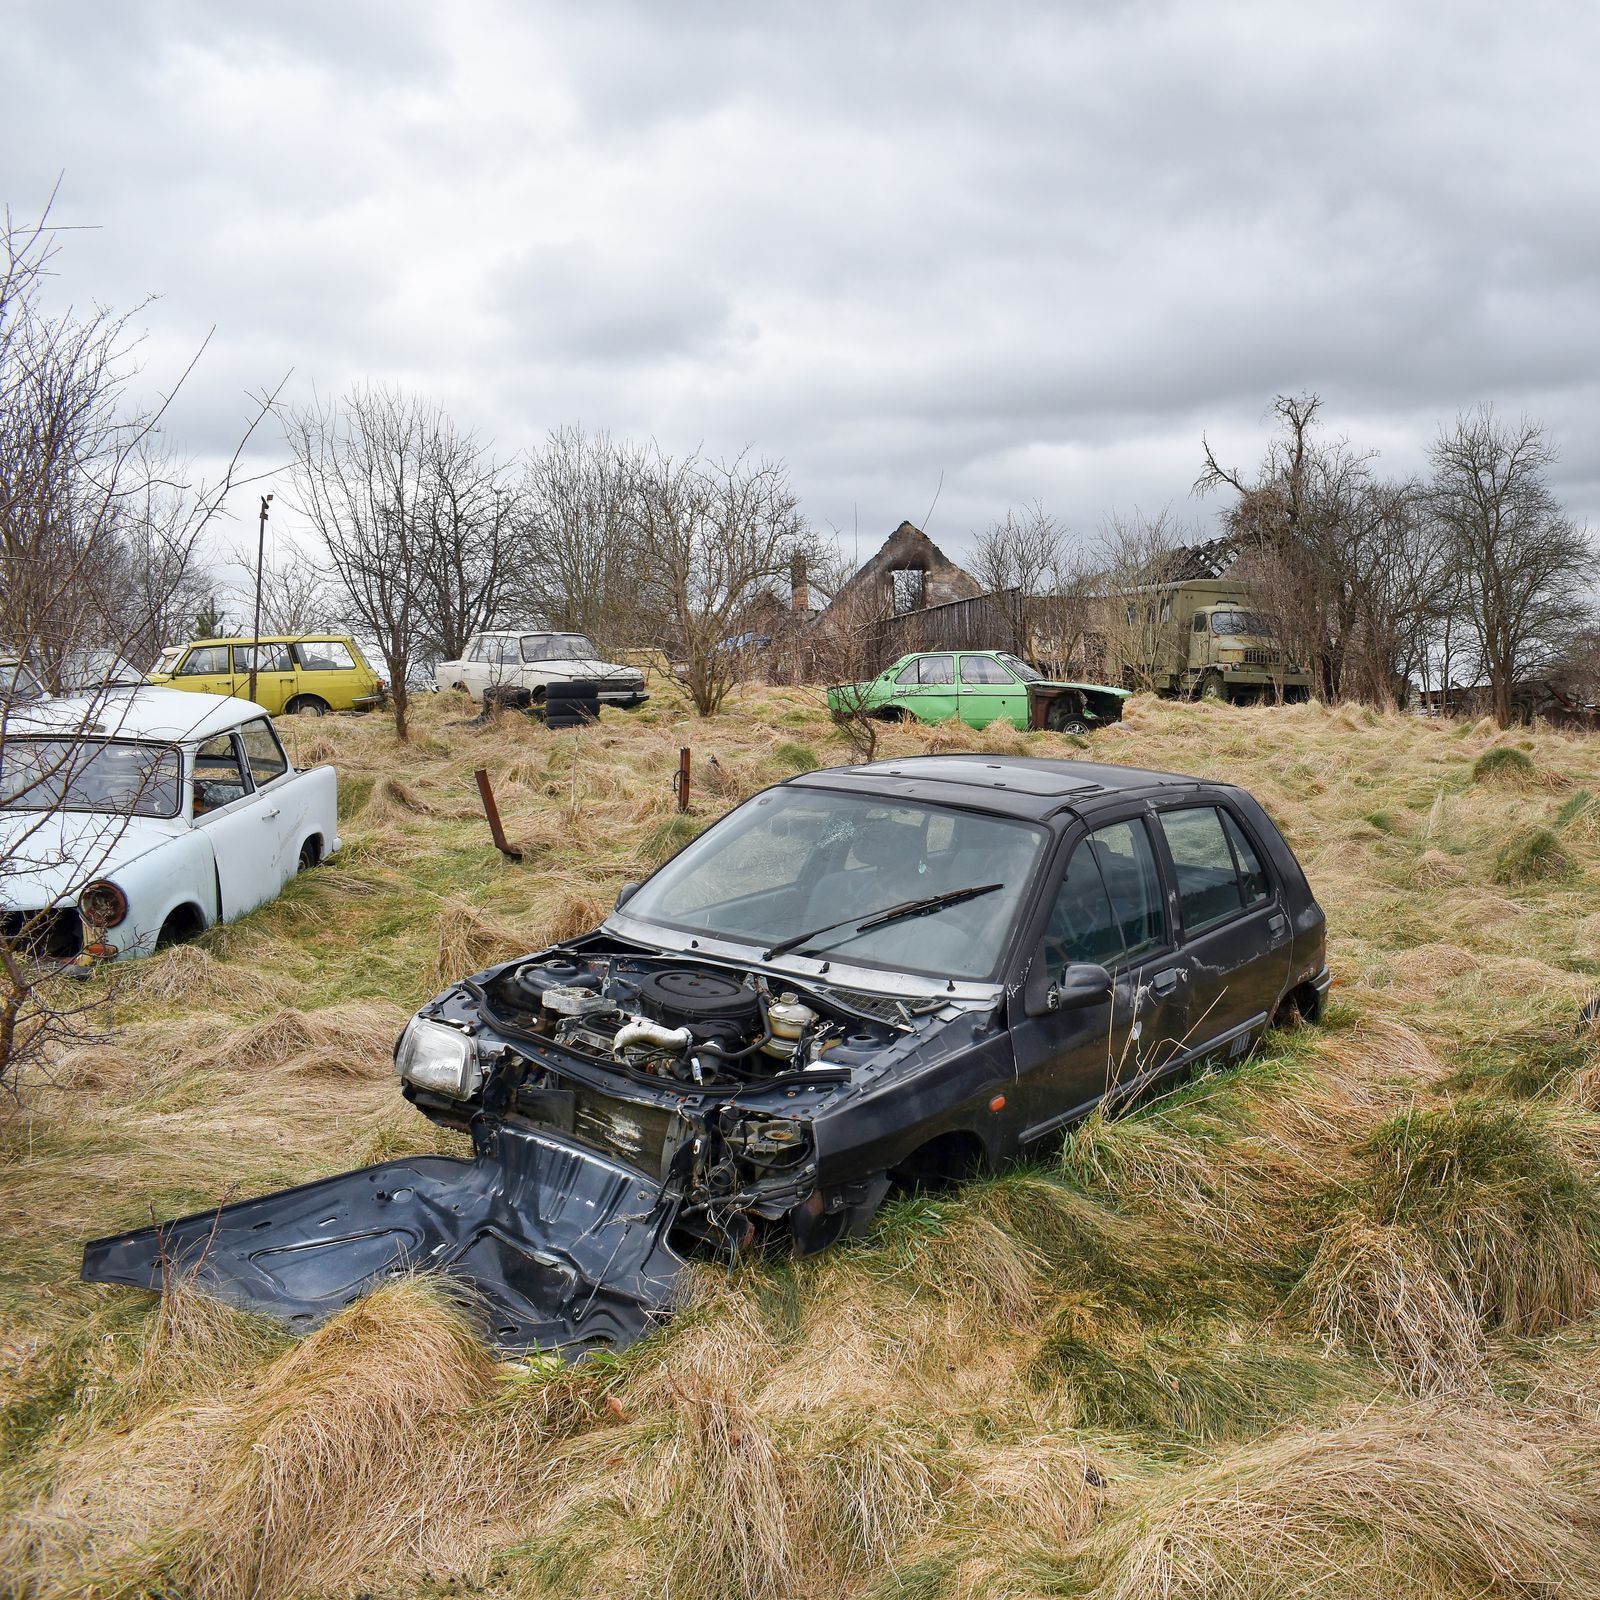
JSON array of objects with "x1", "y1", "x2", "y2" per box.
[
  {"x1": 1152, "y1": 967, "x2": 1180, "y2": 994},
  {"x1": 262, "y1": 807, "x2": 281, "y2": 819},
  {"x1": 1268, "y1": 912, "x2": 1289, "y2": 938}
]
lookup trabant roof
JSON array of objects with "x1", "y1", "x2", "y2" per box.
[
  {"x1": 789, "y1": 753, "x2": 1206, "y2": 821},
  {"x1": 3, "y1": 687, "x2": 269, "y2": 746}
]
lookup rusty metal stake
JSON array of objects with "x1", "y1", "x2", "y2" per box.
[
  {"x1": 475, "y1": 767, "x2": 523, "y2": 861},
  {"x1": 677, "y1": 747, "x2": 691, "y2": 813}
]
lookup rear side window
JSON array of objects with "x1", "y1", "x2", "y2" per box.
[
  {"x1": 234, "y1": 643, "x2": 294, "y2": 673},
  {"x1": 959, "y1": 655, "x2": 1016, "y2": 685},
  {"x1": 1222, "y1": 810, "x2": 1272, "y2": 907},
  {"x1": 295, "y1": 641, "x2": 356, "y2": 671},
  {"x1": 239, "y1": 718, "x2": 289, "y2": 786},
  {"x1": 895, "y1": 655, "x2": 954, "y2": 686},
  {"x1": 1160, "y1": 805, "x2": 1274, "y2": 932}
]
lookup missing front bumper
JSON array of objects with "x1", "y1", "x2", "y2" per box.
[{"x1": 81, "y1": 1122, "x2": 687, "y2": 1355}]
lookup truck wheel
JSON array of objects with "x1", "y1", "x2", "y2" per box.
[
  {"x1": 287, "y1": 695, "x2": 329, "y2": 717},
  {"x1": 1199, "y1": 673, "x2": 1228, "y2": 703}
]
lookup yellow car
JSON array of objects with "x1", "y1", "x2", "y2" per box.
[{"x1": 149, "y1": 635, "x2": 386, "y2": 717}]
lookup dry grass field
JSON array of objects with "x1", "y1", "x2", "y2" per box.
[{"x1": 5, "y1": 684, "x2": 1600, "y2": 1599}]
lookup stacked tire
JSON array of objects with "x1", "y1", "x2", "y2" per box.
[{"x1": 544, "y1": 679, "x2": 600, "y2": 728}]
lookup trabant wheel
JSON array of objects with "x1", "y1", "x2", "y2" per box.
[
  {"x1": 289, "y1": 695, "x2": 329, "y2": 717},
  {"x1": 1199, "y1": 673, "x2": 1228, "y2": 703},
  {"x1": 297, "y1": 838, "x2": 320, "y2": 873}
]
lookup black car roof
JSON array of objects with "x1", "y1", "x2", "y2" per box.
[{"x1": 789, "y1": 754, "x2": 1207, "y2": 821}]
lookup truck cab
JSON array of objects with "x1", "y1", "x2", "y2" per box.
[{"x1": 1183, "y1": 602, "x2": 1312, "y2": 704}]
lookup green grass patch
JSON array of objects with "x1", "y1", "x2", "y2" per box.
[
  {"x1": 1473, "y1": 745, "x2": 1536, "y2": 785},
  {"x1": 1493, "y1": 826, "x2": 1574, "y2": 885}
]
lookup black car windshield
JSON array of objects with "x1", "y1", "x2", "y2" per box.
[
  {"x1": 999, "y1": 653, "x2": 1044, "y2": 682},
  {"x1": 1211, "y1": 610, "x2": 1278, "y2": 637},
  {"x1": 522, "y1": 634, "x2": 599, "y2": 662},
  {"x1": 0, "y1": 738, "x2": 183, "y2": 818},
  {"x1": 619, "y1": 786, "x2": 1046, "y2": 980}
]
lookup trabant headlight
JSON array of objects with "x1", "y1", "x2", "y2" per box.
[{"x1": 396, "y1": 1017, "x2": 482, "y2": 1099}]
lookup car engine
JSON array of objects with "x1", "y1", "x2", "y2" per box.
[{"x1": 485, "y1": 951, "x2": 892, "y2": 1084}]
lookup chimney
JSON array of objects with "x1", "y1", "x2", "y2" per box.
[{"x1": 791, "y1": 552, "x2": 810, "y2": 613}]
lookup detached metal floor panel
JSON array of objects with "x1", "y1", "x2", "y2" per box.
[{"x1": 81, "y1": 1123, "x2": 686, "y2": 1355}]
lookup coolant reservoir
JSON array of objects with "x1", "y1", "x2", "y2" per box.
[{"x1": 763, "y1": 992, "x2": 817, "y2": 1058}]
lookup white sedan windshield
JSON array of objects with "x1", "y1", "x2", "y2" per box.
[
  {"x1": 622, "y1": 787, "x2": 1045, "y2": 981},
  {"x1": 0, "y1": 738, "x2": 183, "y2": 817},
  {"x1": 522, "y1": 634, "x2": 599, "y2": 662}
]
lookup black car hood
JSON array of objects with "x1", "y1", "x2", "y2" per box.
[{"x1": 80, "y1": 1121, "x2": 687, "y2": 1355}]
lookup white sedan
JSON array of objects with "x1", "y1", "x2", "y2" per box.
[
  {"x1": 0, "y1": 688, "x2": 339, "y2": 960},
  {"x1": 435, "y1": 630, "x2": 648, "y2": 709}
]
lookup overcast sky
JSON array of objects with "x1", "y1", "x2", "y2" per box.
[{"x1": 8, "y1": 0, "x2": 1600, "y2": 576}]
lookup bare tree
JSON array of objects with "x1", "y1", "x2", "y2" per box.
[
  {"x1": 969, "y1": 502, "x2": 1097, "y2": 673},
  {"x1": 1087, "y1": 509, "x2": 1189, "y2": 690},
  {"x1": 282, "y1": 385, "x2": 441, "y2": 740},
  {"x1": 228, "y1": 538, "x2": 340, "y2": 637},
  {"x1": 411, "y1": 423, "x2": 518, "y2": 665},
  {"x1": 630, "y1": 448, "x2": 811, "y2": 716},
  {"x1": 1429, "y1": 407, "x2": 1594, "y2": 728},
  {"x1": 0, "y1": 193, "x2": 273, "y2": 1092},
  {"x1": 514, "y1": 425, "x2": 647, "y2": 648}
]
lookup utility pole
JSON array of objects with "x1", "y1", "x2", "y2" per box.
[{"x1": 249, "y1": 492, "x2": 272, "y2": 703}]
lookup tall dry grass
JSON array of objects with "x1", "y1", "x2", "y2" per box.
[{"x1": 6, "y1": 687, "x2": 1600, "y2": 1599}]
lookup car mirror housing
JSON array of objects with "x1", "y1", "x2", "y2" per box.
[
  {"x1": 1023, "y1": 948, "x2": 1114, "y2": 1016},
  {"x1": 615, "y1": 880, "x2": 641, "y2": 910}
]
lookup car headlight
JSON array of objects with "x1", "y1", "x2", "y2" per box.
[
  {"x1": 396, "y1": 1017, "x2": 482, "y2": 1099},
  {"x1": 79, "y1": 880, "x2": 128, "y2": 928}
]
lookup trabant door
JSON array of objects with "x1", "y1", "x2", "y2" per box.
[{"x1": 189, "y1": 729, "x2": 285, "y2": 918}]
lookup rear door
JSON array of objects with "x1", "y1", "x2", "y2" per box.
[
  {"x1": 956, "y1": 654, "x2": 1025, "y2": 729},
  {"x1": 887, "y1": 654, "x2": 956, "y2": 722},
  {"x1": 1152, "y1": 799, "x2": 1292, "y2": 1063},
  {"x1": 231, "y1": 642, "x2": 297, "y2": 713},
  {"x1": 1010, "y1": 813, "x2": 1188, "y2": 1142}
]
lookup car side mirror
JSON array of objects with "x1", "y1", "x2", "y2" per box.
[
  {"x1": 615, "y1": 880, "x2": 640, "y2": 910},
  {"x1": 1023, "y1": 947, "x2": 1113, "y2": 1017}
]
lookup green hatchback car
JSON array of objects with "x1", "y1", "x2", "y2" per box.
[{"x1": 828, "y1": 650, "x2": 1129, "y2": 734}]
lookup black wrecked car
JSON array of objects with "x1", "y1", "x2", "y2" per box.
[{"x1": 85, "y1": 755, "x2": 1329, "y2": 1354}]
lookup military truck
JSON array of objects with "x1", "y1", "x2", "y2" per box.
[{"x1": 1104, "y1": 579, "x2": 1313, "y2": 705}]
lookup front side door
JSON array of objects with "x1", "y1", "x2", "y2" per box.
[
  {"x1": 231, "y1": 643, "x2": 297, "y2": 713},
  {"x1": 887, "y1": 654, "x2": 956, "y2": 722},
  {"x1": 172, "y1": 644, "x2": 233, "y2": 698},
  {"x1": 1009, "y1": 814, "x2": 1189, "y2": 1144},
  {"x1": 956, "y1": 654, "x2": 1024, "y2": 729},
  {"x1": 190, "y1": 730, "x2": 280, "y2": 919},
  {"x1": 1151, "y1": 800, "x2": 1292, "y2": 1062},
  {"x1": 237, "y1": 717, "x2": 305, "y2": 886}
]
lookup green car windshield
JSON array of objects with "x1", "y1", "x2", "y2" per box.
[
  {"x1": 998, "y1": 653, "x2": 1043, "y2": 682},
  {"x1": 620, "y1": 786, "x2": 1046, "y2": 981}
]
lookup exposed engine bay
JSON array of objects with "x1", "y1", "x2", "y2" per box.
[{"x1": 485, "y1": 950, "x2": 899, "y2": 1085}]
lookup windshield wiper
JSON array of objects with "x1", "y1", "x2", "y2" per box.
[{"x1": 762, "y1": 883, "x2": 1003, "y2": 961}]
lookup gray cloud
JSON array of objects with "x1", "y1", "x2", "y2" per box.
[{"x1": 6, "y1": 0, "x2": 1600, "y2": 563}]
